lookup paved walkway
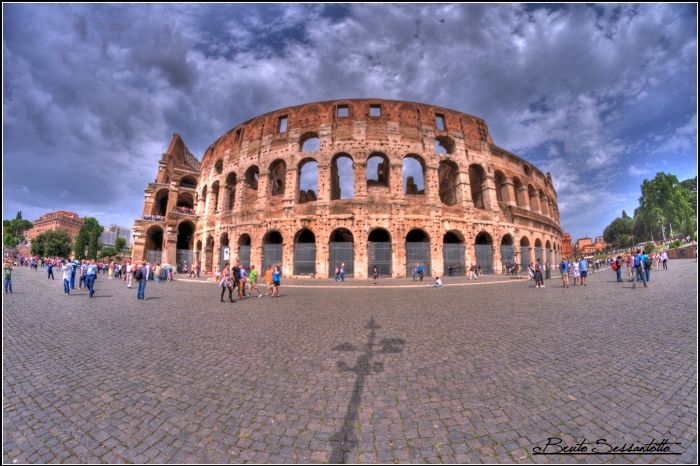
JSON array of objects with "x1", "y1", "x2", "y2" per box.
[{"x1": 3, "y1": 261, "x2": 697, "y2": 463}]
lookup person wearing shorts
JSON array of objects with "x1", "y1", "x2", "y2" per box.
[
  {"x1": 372, "y1": 266, "x2": 378, "y2": 284},
  {"x1": 264, "y1": 266, "x2": 274, "y2": 296},
  {"x1": 579, "y1": 258, "x2": 588, "y2": 286},
  {"x1": 271, "y1": 265, "x2": 281, "y2": 297},
  {"x1": 559, "y1": 259, "x2": 569, "y2": 288},
  {"x1": 248, "y1": 265, "x2": 263, "y2": 298}
]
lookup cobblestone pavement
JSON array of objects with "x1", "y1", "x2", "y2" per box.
[{"x1": 3, "y1": 261, "x2": 697, "y2": 464}]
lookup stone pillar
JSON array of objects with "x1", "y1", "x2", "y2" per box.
[
  {"x1": 516, "y1": 187, "x2": 530, "y2": 209},
  {"x1": 393, "y1": 240, "x2": 402, "y2": 279},
  {"x1": 390, "y1": 162, "x2": 403, "y2": 196},
  {"x1": 541, "y1": 196, "x2": 550, "y2": 217},
  {"x1": 354, "y1": 162, "x2": 367, "y2": 199},
  {"x1": 433, "y1": 238, "x2": 444, "y2": 279},
  {"x1": 283, "y1": 242, "x2": 293, "y2": 277},
  {"x1": 355, "y1": 238, "x2": 368, "y2": 280},
  {"x1": 529, "y1": 192, "x2": 541, "y2": 214},
  {"x1": 504, "y1": 181, "x2": 516, "y2": 206},
  {"x1": 316, "y1": 237, "x2": 328, "y2": 279}
]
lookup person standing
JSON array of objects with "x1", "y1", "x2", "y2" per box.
[
  {"x1": 372, "y1": 266, "x2": 378, "y2": 285},
  {"x1": 614, "y1": 255, "x2": 623, "y2": 282},
  {"x1": 47, "y1": 259, "x2": 54, "y2": 280},
  {"x1": 232, "y1": 261, "x2": 242, "y2": 300},
  {"x1": 264, "y1": 265, "x2": 274, "y2": 296},
  {"x1": 168, "y1": 264, "x2": 173, "y2": 281},
  {"x1": 70, "y1": 258, "x2": 78, "y2": 289},
  {"x1": 62, "y1": 260, "x2": 73, "y2": 295},
  {"x1": 271, "y1": 265, "x2": 281, "y2": 297},
  {"x1": 78, "y1": 260, "x2": 87, "y2": 289},
  {"x1": 4, "y1": 262, "x2": 14, "y2": 294},
  {"x1": 126, "y1": 260, "x2": 134, "y2": 288},
  {"x1": 86, "y1": 259, "x2": 97, "y2": 297},
  {"x1": 632, "y1": 249, "x2": 648, "y2": 289},
  {"x1": 642, "y1": 250, "x2": 652, "y2": 283},
  {"x1": 559, "y1": 258, "x2": 569, "y2": 288},
  {"x1": 220, "y1": 263, "x2": 235, "y2": 303},
  {"x1": 340, "y1": 263, "x2": 345, "y2": 282},
  {"x1": 579, "y1": 258, "x2": 588, "y2": 286},
  {"x1": 248, "y1": 265, "x2": 263, "y2": 298},
  {"x1": 154, "y1": 263, "x2": 161, "y2": 283},
  {"x1": 136, "y1": 261, "x2": 148, "y2": 300},
  {"x1": 196, "y1": 263, "x2": 201, "y2": 278},
  {"x1": 418, "y1": 263, "x2": 424, "y2": 281},
  {"x1": 240, "y1": 266, "x2": 247, "y2": 297},
  {"x1": 469, "y1": 263, "x2": 478, "y2": 280},
  {"x1": 661, "y1": 249, "x2": 668, "y2": 270},
  {"x1": 625, "y1": 252, "x2": 634, "y2": 282},
  {"x1": 189, "y1": 263, "x2": 196, "y2": 278},
  {"x1": 335, "y1": 265, "x2": 340, "y2": 282},
  {"x1": 412, "y1": 266, "x2": 417, "y2": 282}
]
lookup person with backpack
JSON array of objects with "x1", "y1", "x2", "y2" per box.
[
  {"x1": 559, "y1": 259, "x2": 569, "y2": 288},
  {"x1": 632, "y1": 249, "x2": 648, "y2": 289},
  {"x1": 642, "y1": 250, "x2": 653, "y2": 283},
  {"x1": 418, "y1": 263, "x2": 424, "y2": 281},
  {"x1": 86, "y1": 259, "x2": 97, "y2": 298},
  {"x1": 232, "y1": 261, "x2": 242, "y2": 300},
  {"x1": 135, "y1": 261, "x2": 148, "y2": 299},
  {"x1": 613, "y1": 255, "x2": 623, "y2": 282}
]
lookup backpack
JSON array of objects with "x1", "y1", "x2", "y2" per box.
[
  {"x1": 634, "y1": 256, "x2": 641, "y2": 268},
  {"x1": 612, "y1": 261, "x2": 617, "y2": 271},
  {"x1": 645, "y1": 257, "x2": 653, "y2": 268},
  {"x1": 134, "y1": 268, "x2": 143, "y2": 280}
]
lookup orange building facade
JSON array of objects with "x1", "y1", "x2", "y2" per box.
[
  {"x1": 562, "y1": 232, "x2": 572, "y2": 258},
  {"x1": 28, "y1": 211, "x2": 84, "y2": 242}
]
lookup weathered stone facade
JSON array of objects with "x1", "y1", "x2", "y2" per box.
[{"x1": 132, "y1": 99, "x2": 564, "y2": 278}]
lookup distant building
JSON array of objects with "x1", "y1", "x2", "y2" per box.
[
  {"x1": 99, "y1": 225, "x2": 132, "y2": 248},
  {"x1": 27, "y1": 211, "x2": 84, "y2": 242},
  {"x1": 562, "y1": 232, "x2": 572, "y2": 258},
  {"x1": 595, "y1": 235, "x2": 605, "y2": 244}
]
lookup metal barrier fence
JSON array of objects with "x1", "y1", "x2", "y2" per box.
[
  {"x1": 368, "y1": 242, "x2": 392, "y2": 277},
  {"x1": 293, "y1": 243, "x2": 316, "y2": 276},
  {"x1": 443, "y1": 244, "x2": 464, "y2": 276},
  {"x1": 500, "y1": 245, "x2": 514, "y2": 267},
  {"x1": 176, "y1": 249, "x2": 193, "y2": 272},
  {"x1": 329, "y1": 242, "x2": 354, "y2": 278},
  {"x1": 474, "y1": 244, "x2": 493, "y2": 274},
  {"x1": 238, "y1": 246, "x2": 251, "y2": 270},
  {"x1": 521, "y1": 246, "x2": 530, "y2": 270},
  {"x1": 145, "y1": 250, "x2": 162, "y2": 265},
  {"x1": 262, "y1": 244, "x2": 283, "y2": 273},
  {"x1": 405, "y1": 242, "x2": 431, "y2": 277}
]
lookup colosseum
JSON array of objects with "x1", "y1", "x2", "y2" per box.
[{"x1": 132, "y1": 99, "x2": 563, "y2": 278}]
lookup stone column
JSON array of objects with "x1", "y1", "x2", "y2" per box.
[
  {"x1": 316, "y1": 237, "x2": 328, "y2": 279},
  {"x1": 433, "y1": 238, "x2": 444, "y2": 279},
  {"x1": 503, "y1": 181, "x2": 516, "y2": 206},
  {"x1": 354, "y1": 162, "x2": 367, "y2": 199},
  {"x1": 355, "y1": 238, "x2": 368, "y2": 280},
  {"x1": 516, "y1": 187, "x2": 530, "y2": 209}
]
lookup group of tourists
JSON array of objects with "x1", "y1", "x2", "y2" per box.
[
  {"x1": 172, "y1": 205, "x2": 197, "y2": 215},
  {"x1": 411, "y1": 263, "x2": 425, "y2": 281},
  {"x1": 468, "y1": 263, "x2": 482, "y2": 279},
  {"x1": 143, "y1": 214, "x2": 165, "y2": 221},
  {"x1": 334, "y1": 264, "x2": 346, "y2": 282},
  {"x1": 218, "y1": 261, "x2": 280, "y2": 302}
]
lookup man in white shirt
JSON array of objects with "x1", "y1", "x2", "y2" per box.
[{"x1": 126, "y1": 260, "x2": 134, "y2": 288}]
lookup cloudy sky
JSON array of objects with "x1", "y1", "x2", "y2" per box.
[{"x1": 3, "y1": 3, "x2": 697, "y2": 242}]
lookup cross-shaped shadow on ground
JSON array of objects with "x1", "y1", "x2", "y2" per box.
[{"x1": 329, "y1": 317, "x2": 404, "y2": 463}]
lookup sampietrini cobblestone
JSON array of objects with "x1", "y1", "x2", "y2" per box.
[{"x1": 2, "y1": 261, "x2": 697, "y2": 464}]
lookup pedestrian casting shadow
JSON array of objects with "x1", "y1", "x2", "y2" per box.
[
  {"x1": 329, "y1": 317, "x2": 404, "y2": 463},
  {"x1": 89, "y1": 295, "x2": 113, "y2": 298}
]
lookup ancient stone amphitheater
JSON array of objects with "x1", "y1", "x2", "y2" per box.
[{"x1": 132, "y1": 99, "x2": 563, "y2": 278}]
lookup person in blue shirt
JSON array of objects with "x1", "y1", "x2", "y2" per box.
[
  {"x1": 69, "y1": 259, "x2": 79, "y2": 289},
  {"x1": 86, "y1": 259, "x2": 98, "y2": 297},
  {"x1": 632, "y1": 249, "x2": 648, "y2": 289},
  {"x1": 579, "y1": 257, "x2": 588, "y2": 286},
  {"x1": 641, "y1": 251, "x2": 652, "y2": 283},
  {"x1": 271, "y1": 265, "x2": 281, "y2": 297},
  {"x1": 418, "y1": 263, "x2": 425, "y2": 281},
  {"x1": 559, "y1": 259, "x2": 569, "y2": 288}
]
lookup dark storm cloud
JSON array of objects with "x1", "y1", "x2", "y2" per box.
[{"x1": 3, "y1": 4, "x2": 696, "y2": 242}]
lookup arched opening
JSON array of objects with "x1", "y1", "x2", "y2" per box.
[
  {"x1": 269, "y1": 160, "x2": 286, "y2": 197},
  {"x1": 219, "y1": 233, "x2": 230, "y2": 271},
  {"x1": 402, "y1": 155, "x2": 425, "y2": 195},
  {"x1": 405, "y1": 229, "x2": 431, "y2": 277},
  {"x1": 494, "y1": 171, "x2": 508, "y2": 203},
  {"x1": 539, "y1": 190, "x2": 549, "y2": 216},
  {"x1": 293, "y1": 229, "x2": 316, "y2": 276},
  {"x1": 331, "y1": 153, "x2": 354, "y2": 200},
  {"x1": 469, "y1": 164, "x2": 487, "y2": 210},
  {"x1": 329, "y1": 228, "x2": 354, "y2": 278},
  {"x1": 513, "y1": 177, "x2": 527, "y2": 208},
  {"x1": 214, "y1": 159, "x2": 223, "y2": 175},
  {"x1": 534, "y1": 238, "x2": 543, "y2": 264},
  {"x1": 300, "y1": 132, "x2": 320, "y2": 152},
  {"x1": 211, "y1": 181, "x2": 220, "y2": 212},
  {"x1": 152, "y1": 189, "x2": 169, "y2": 216},
  {"x1": 145, "y1": 225, "x2": 164, "y2": 264},
  {"x1": 434, "y1": 136, "x2": 455, "y2": 154},
  {"x1": 523, "y1": 164, "x2": 532, "y2": 177},
  {"x1": 245, "y1": 166, "x2": 259, "y2": 190},
  {"x1": 520, "y1": 236, "x2": 531, "y2": 270},
  {"x1": 438, "y1": 160, "x2": 460, "y2": 206},
  {"x1": 474, "y1": 232, "x2": 493, "y2": 274},
  {"x1": 366, "y1": 153, "x2": 390, "y2": 189},
  {"x1": 262, "y1": 230, "x2": 283, "y2": 272},
  {"x1": 298, "y1": 158, "x2": 318, "y2": 204},
  {"x1": 180, "y1": 176, "x2": 197, "y2": 189},
  {"x1": 225, "y1": 173, "x2": 236, "y2": 210},
  {"x1": 237, "y1": 234, "x2": 251, "y2": 270},
  {"x1": 443, "y1": 231, "x2": 465, "y2": 276},
  {"x1": 500, "y1": 234, "x2": 515, "y2": 270},
  {"x1": 545, "y1": 239, "x2": 552, "y2": 266},
  {"x1": 528, "y1": 185, "x2": 540, "y2": 212},
  {"x1": 367, "y1": 228, "x2": 392, "y2": 278},
  {"x1": 176, "y1": 221, "x2": 196, "y2": 273}
]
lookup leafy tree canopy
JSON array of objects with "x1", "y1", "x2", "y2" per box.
[
  {"x1": 636, "y1": 172, "x2": 694, "y2": 240},
  {"x1": 30, "y1": 228, "x2": 72, "y2": 258},
  {"x1": 115, "y1": 237, "x2": 126, "y2": 250},
  {"x1": 603, "y1": 217, "x2": 634, "y2": 244},
  {"x1": 99, "y1": 246, "x2": 119, "y2": 258}
]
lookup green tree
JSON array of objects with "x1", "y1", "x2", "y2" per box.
[
  {"x1": 75, "y1": 217, "x2": 103, "y2": 260},
  {"x1": 3, "y1": 217, "x2": 33, "y2": 247},
  {"x1": 622, "y1": 210, "x2": 630, "y2": 219},
  {"x1": 603, "y1": 217, "x2": 634, "y2": 245},
  {"x1": 115, "y1": 237, "x2": 126, "y2": 250},
  {"x1": 30, "y1": 228, "x2": 72, "y2": 258},
  {"x1": 99, "y1": 246, "x2": 118, "y2": 258},
  {"x1": 643, "y1": 242, "x2": 655, "y2": 254},
  {"x1": 637, "y1": 172, "x2": 694, "y2": 239}
]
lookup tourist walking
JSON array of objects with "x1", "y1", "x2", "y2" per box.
[
  {"x1": 248, "y1": 265, "x2": 263, "y2": 298},
  {"x1": 642, "y1": 250, "x2": 652, "y2": 283},
  {"x1": 632, "y1": 249, "x2": 648, "y2": 289},
  {"x1": 534, "y1": 266, "x2": 544, "y2": 288},
  {"x1": 661, "y1": 250, "x2": 668, "y2": 269},
  {"x1": 372, "y1": 266, "x2": 378, "y2": 284},
  {"x1": 4, "y1": 262, "x2": 14, "y2": 294},
  {"x1": 47, "y1": 260, "x2": 54, "y2": 280},
  {"x1": 412, "y1": 266, "x2": 417, "y2": 281},
  {"x1": 232, "y1": 261, "x2": 243, "y2": 300},
  {"x1": 335, "y1": 265, "x2": 340, "y2": 282},
  {"x1": 625, "y1": 252, "x2": 633, "y2": 282},
  {"x1": 86, "y1": 259, "x2": 97, "y2": 297},
  {"x1": 469, "y1": 263, "x2": 478, "y2": 280},
  {"x1": 559, "y1": 259, "x2": 569, "y2": 288},
  {"x1": 572, "y1": 259, "x2": 580, "y2": 285},
  {"x1": 70, "y1": 258, "x2": 78, "y2": 289},
  {"x1": 168, "y1": 264, "x2": 173, "y2": 281},
  {"x1": 126, "y1": 260, "x2": 134, "y2": 288},
  {"x1": 340, "y1": 263, "x2": 345, "y2": 281},
  {"x1": 62, "y1": 261, "x2": 73, "y2": 295},
  {"x1": 136, "y1": 262, "x2": 148, "y2": 299},
  {"x1": 614, "y1": 255, "x2": 623, "y2": 282},
  {"x1": 579, "y1": 258, "x2": 588, "y2": 286},
  {"x1": 264, "y1": 265, "x2": 274, "y2": 296},
  {"x1": 240, "y1": 266, "x2": 247, "y2": 297},
  {"x1": 418, "y1": 263, "x2": 424, "y2": 281},
  {"x1": 78, "y1": 260, "x2": 87, "y2": 289},
  {"x1": 219, "y1": 263, "x2": 235, "y2": 303},
  {"x1": 154, "y1": 263, "x2": 161, "y2": 283},
  {"x1": 271, "y1": 265, "x2": 281, "y2": 297}
]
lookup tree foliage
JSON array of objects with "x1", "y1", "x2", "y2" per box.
[
  {"x1": 603, "y1": 217, "x2": 634, "y2": 245},
  {"x1": 99, "y1": 246, "x2": 119, "y2": 258},
  {"x1": 3, "y1": 215, "x2": 33, "y2": 247},
  {"x1": 115, "y1": 237, "x2": 127, "y2": 250},
  {"x1": 622, "y1": 210, "x2": 629, "y2": 219},
  {"x1": 30, "y1": 228, "x2": 73, "y2": 258},
  {"x1": 643, "y1": 242, "x2": 655, "y2": 254},
  {"x1": 74, "y1": 217, "x2": 104, "y2": 260},
  {"x1": 636, "y1": 172, "x2": 695, "y2": 241}
]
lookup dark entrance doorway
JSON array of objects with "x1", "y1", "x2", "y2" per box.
[
  {"x1": 293, "y1": 230, "x2": 316, "y2": 276},
  {"x1": 263, "y1": 231, "x2": 283, "y2": 273},
  {"x1": 500, "y1": 235, "x2": 515, "y2": 270},
  {"x1": 367, "y1": 229, "x2": 392, "y2": 278},
  {"x1": 329, "y1": 229, "x2": 354, "y2": 278},
  {"x1": 176, "y1": 222, "x2": 195, "y2": 272},
  {"x1": 474, "y1": 232, "x2": 493, "y2": 274},
  {"x1": 443, "y1": 232, "x2": 464, "y2": 276},
  {"x1": 405, "y1": 229, "x2": 431, "y2": 277},
  {"x1": 238, "y1": 234, "x2": 251, "y2": 270}
]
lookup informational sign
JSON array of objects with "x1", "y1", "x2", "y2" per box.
[{"x1": 223, "y1": 247, "x2": 230, "y2": 261}]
